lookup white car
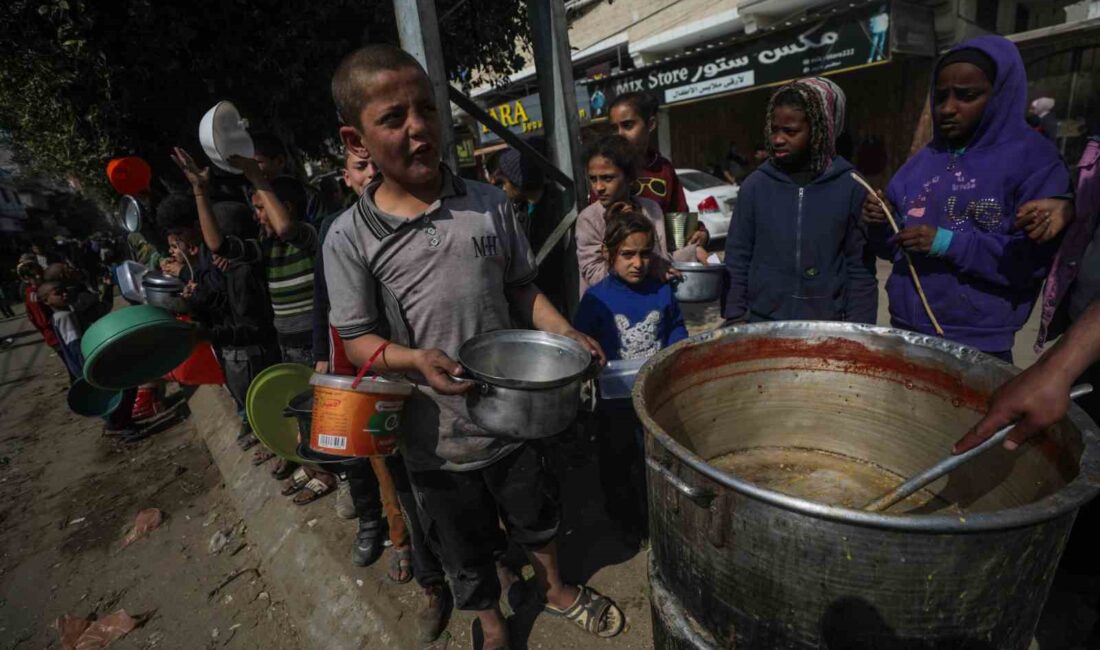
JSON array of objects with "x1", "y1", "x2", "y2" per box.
[{"x1": 676, "y1": 169, "x2": 738, "y2": 241}]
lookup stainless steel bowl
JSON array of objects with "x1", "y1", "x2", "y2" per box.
[
  {"x1": 457, "y1": 330, "x2": 592, "y2": 389},
  {"x1": 456, "y1": 330, "x2": 594, "y2": 438},
  {"x1": 671, "y1": 261, "x2": 724, "y2": 303}
]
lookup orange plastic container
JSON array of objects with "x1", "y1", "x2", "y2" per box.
[{"x1": 308, "y1": 374, "x2": 413, "y2": 457}]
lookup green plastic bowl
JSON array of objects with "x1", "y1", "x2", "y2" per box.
[
  {"x1": 81, "y1": 304, "x2": 198, "y2": 390},
  {"x1": 245, "y1": 363, "x2": 311, "y2": 464},
  {"x1": 67, "y1": 378, "x2": 123, "y2": 417}
]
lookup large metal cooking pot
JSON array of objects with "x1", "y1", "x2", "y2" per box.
[
  {"x1": 455, "y1": 330, "x2": 594, "y2": 439},
  {"x1": 634, "y1": 322, "x2": 1100, "y2": 650},
  {"x1": 671, "y1": 262, "x2": 724, "y2": 303},
  {"x1": 141, "y1": 271, "x2": 190, "y2": 314}
]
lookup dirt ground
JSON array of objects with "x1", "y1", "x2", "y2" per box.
[{"x1": 0, "y1": 312, "x2": 300, "y2": 650}]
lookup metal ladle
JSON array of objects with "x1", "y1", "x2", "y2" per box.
[{"x1": 863, "y1": 384, "x2": 1094, "y2": 512}]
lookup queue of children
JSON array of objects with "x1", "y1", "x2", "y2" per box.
[{"x1": 14, "y1": 29, "x2": 1088, "y2": 650}]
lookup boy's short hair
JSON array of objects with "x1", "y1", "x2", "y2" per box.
[
  {"x1": 251, "y1": 132, "x2": 287, "y2": 161},
  {"x1": 43, "y1": 262, "x2": 73, "y2": 283},
  {"x1": 36, "y1": 281, "x2": 61, "y2": 302},
  {"x1": 331, "y1": 44, "x2": 427, "y2": 128},
  {"x1": 212, "y1": 201, "x2": 259, "y2": 240},
  {"x1": 609, "y1": 92, "x2": 659, "y2": 122}
]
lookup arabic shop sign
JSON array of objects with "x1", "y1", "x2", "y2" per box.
[
  {"x1": 478, "y1": 85, "x2": 591, "y2": 144},
  {"x1": 587, "y1": 2, "x2": 890, "y2": 110}
]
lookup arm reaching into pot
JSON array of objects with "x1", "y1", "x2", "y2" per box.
[{"x1": 954, "y1": 302, "x2": 1100, "y2": 453}]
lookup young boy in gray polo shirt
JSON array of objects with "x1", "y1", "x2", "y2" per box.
[{"x1": 324, "y1": 45, "x2": 625, "y2": 648}]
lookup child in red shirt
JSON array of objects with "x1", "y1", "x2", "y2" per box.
[{"x1": 17, "y1": 259, "x2": 60, "y2": 350}]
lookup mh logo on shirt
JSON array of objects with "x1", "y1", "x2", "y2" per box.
[{"x1": 472, "y1": 235, "x2": 498, "y2": 258}]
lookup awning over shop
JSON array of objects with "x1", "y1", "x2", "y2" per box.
[{"x1": 584, "y1": 0, "x2": 907, "y2": 111}]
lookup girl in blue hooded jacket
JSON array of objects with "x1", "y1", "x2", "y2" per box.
[
  {"x1": 722, "y1": 77, "x2": 878, "y2": 324},
  {"x1": 863, "y1": 36, "x2": 1069, "y2": 362}
]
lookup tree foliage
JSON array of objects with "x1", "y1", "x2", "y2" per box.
[{"x1": 0, "y1": 0, "x2": 528, "y2": 202}]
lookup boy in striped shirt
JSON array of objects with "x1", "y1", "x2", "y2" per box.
[{"x1": 184, "y1": 153, "x2": 318, "y2": 365}]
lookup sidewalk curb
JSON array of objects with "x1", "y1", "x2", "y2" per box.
[{"x1": 190, "y1": 385, "x2": 421, "y2": 649}]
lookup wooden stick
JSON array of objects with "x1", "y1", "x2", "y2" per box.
[{"x1": 850, "y1": 172, "x2": 945, "y2": 337}]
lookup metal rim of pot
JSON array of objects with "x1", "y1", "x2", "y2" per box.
[
  {"x1": 633, "y1": 321, "x2": 1100, "y2": 534},
  {"x1": 671, "y1": 261, "x2": 724, "y2": 273},
  {"x1": 141, "y1": 271, "x2": 186, "y2": 291},
  {"x1": 456, "y1": 329, "x2": 595, "y2": 390}
]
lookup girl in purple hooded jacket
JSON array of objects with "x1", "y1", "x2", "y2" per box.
[{"x1": 864, "y1": 36, "x2": 1070, "y2": 362}]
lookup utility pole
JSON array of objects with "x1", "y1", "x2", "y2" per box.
[
  {"x1": 393, "y1": 0, "x2": 458, "y2": 171},
  {"x1": 528, "y1": 0, "x2": 585, "y2": 313}
]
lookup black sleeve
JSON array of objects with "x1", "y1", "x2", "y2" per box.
[{"x1": 207, "y1": 266, "x2": 270, "y2": 348}]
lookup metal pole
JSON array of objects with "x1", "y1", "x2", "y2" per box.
[
  {"x1": 394, "y1": 0, "x2": 459, "y2": 171},
  {"x1": 528, "y1": 0, "x2": 586, "y2": 314},
  {"x1": 528, "y1": 0, "x2": 586, "y2": 207},
  {"x1": 1062, "y1": 48, "x2": 1083, "y2": 158},
  {"x1": 448, "y1": 87, "x2": 574, "y2": 190}
]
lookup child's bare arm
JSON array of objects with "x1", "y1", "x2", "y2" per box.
[
  {"x1": 506, "y1": 283, "x2": 606, "y2": 365},
  {"x1": 230, "y1": 156, "x2": 297, "y2": 239},
  {"x1": 342, "y1": 334, "x2": 472, "y2": 396},
  {"x1": 171, "y1": 147, "x2": 223, "y2": 252}
]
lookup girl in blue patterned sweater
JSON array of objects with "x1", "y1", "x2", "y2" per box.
[{"x1": 573, "y1": 204, "x2": 686, "y2": 540}]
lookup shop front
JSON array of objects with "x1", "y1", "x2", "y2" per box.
[{"x1": 585, "y1": 0, "x2": 937, "y2": 189}]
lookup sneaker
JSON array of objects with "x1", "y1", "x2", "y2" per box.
[
  {"x1": 417, "y1": 584, "x2": 453, "y2": 644},
  {"x1": 351, "y1": 518, "x2": 386, "y2": 567},
  {"x1": 131, "y1": 386, "x2": 163, "y2": 421},
  {"x1": 334, "y1": 481, "x2": 356, "y2": 519}
]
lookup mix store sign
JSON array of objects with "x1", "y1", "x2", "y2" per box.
[
  {"x1": 478, "y1": 84, "x2": 591, "y2": 145},
  {"x1": 587, "y1": 2, "x2": 891, "y2": 110}
]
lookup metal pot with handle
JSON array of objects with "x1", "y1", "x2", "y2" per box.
[
  {"x1": 141, "y1": 271, "x2": 190, "y2": 314},
  {"x1": 454, "y1": 330, "x2": 597, "y2": 439}
]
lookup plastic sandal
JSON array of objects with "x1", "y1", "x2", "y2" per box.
[{"x1": 543, "y1": 585, "x2": 625, "y2": 638}]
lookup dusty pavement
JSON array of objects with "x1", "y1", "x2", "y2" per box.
[{"x1": 0, "y1": 310, "x2": 300, "y2": 649}]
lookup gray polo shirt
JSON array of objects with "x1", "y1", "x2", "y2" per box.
[{"x1": 324, "y1": 168, "x2": 538, "y2": 472}]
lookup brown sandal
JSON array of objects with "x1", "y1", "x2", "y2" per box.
[
  {"x1": 292, "y1": 476, "x2": 335, "y2": 505},
  {"x1": 271, "y1": 459, "x2": 297, "y2": 480},
  {"x1": 280, "y1": 467, "x2": 310, "y2": 496},
  {"x1": 388, "y1": 546, "x2": 414, "y2": 584},
  {"x1": 252, "y1": 448, "x2": 275, "y2": 466},
  {"x1": 544, "y1": 585, "x2": 625, "y2": 638}
]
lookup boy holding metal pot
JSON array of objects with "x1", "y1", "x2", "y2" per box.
[{"x1": 323, "y1": 45, "x2": 624, "y2": 649}]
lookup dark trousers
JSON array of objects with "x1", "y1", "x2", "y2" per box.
[
  {"x1": 279, "y1": 343, "x2": 313, "y2": 367},
  {"x1": 219, "y1": 345, "x2": 276, "y2": 417},
  {"x1": 596, "y1": 400, "x2": 648, "y2": 531},
  {"x1": 408, "y1": 444, "x2": 559, "y2": 610},
  {"x1": 349, "y1": 455, "x2": 444, "y2": 589}
]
